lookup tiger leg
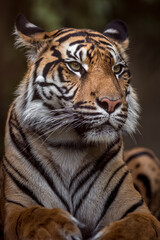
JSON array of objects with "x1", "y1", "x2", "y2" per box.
[
  {"x1": 4, "y1": 205, "x2": 82, "y2": 240},
  {"x1": 124, "y1": 147, "x2": 160, "y2": 219},
  {"x1": 93, "y1": 212, "x2": 160, "y2": 240}
]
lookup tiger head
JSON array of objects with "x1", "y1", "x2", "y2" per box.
[{"x1": 14, "y1": 14, "x2": 139, "y2": 145}]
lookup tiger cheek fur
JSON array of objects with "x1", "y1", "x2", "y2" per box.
[{"x1": 2, "y1": 14, "x2": 160, "y2": 240}]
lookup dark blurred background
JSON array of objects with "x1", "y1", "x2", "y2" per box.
[{"x1": 1, "y1": 0, "x2": 160, "y2": 160}]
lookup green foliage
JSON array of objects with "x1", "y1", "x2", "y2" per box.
[
  {"x1": 30, "y1": 0, "x2": 160, "y2": 38},
  {"x1": 31, "y1": 0, "x2": 121, "y2": 31},
  {"x1": 31, "y1": 0, "x2": 62, "y2": 30}
]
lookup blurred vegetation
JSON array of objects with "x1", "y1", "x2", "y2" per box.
[{"x1": 1, "y1": 0, "x2": 160, "y2": 159}]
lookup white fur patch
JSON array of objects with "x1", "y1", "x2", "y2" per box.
[
  {"x1": 104, "y1": 28, "x2": 119, "y2": 34},
  {"x1": 25, "y1": 22, "x2": 38, "y2": 29},
  {"x1": 82, "y1": 63, "x2": 88, "y2": 71},
  {"x1": 122, "y1": 85, "x2": 140, "y2": 135},
  {"x1": 35, "y1": 75, "x2": 45, "y2": 83},
  {"x1": 109, "y1": 48, "x2": 118, "y2": 63}
]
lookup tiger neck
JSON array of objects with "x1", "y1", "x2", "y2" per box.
[
  {"x1": 20, "y1": 119, "x2": 123, "y2": 176},
  {"x1": 43, "y1": 130, "x2": 123, "y2": 176}
]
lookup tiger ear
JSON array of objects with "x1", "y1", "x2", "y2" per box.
[
  {"x1": 14, "y1": 14, "x2": 52, "y2": 61},
  {"x1": 103, "y1": 19, "x2": 129, "y2": 52}
]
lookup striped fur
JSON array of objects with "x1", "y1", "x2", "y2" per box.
[
  {"x1": 125, "y1": 147, "x2": 160, "y2": 220},
  {"x1": 1, "y1": 14, "x2": 160, "y2": 240}
]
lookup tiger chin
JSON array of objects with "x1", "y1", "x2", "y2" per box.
[{"x1": 2, "y1": 14, "x2": 160, "y2": 240}]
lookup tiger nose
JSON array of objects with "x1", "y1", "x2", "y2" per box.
[{"x1": 97, "y1": 97, "x2": 122, "y2": 113}]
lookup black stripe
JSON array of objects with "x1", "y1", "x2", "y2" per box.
[
  {"x1": 126, "y1": 89, "x2": 130, "y2": 96},
  {"x1": 58, "y1": 65, "x2": 70, "y2": 83},
  {"x1": 21, "y1": 84, "x2": 29, "y2": 110},
  {"x1": 38, "y1": 45, "x2": 49, "y2": 58},
  {"x1": 87, "y1": 32, "x2": 111, "y2": 40},
  {"x1": 57, "y1": 29, "x2": 108, "y2": 43},
  {"x1": 74, "y1": 44, "x2": 86, "y2": 55},
  {"x1": 73, "y1": 145, "x2": 121, "y2": 215},
  {"x1": 5, "y1": 197, "x2": 26, "y2": 208},
  {"x1": 96, "y1": 44, "x2": 106, "y2": 51},
  {"x1": 48, "y1": 140, "x2": 93, "y2": 150},
  {"x1": 69, "y1": 162, "x2": 93, "y2": 191},
  {"x1": 121, "y1": 198, "x2": 144, "y2": 219},
  {"x1": 51, "y1": 46, "x2": 62, "y2": 59},
  {"x1": 71, "y1": 141, "x2": 121, "y2": 200},
  {"x1": 80, "y1": 50, "x2": 84, "y2": 62},
  {"x1": 53, "y1": 28, "x2": 74, "y2": 38},
  {"x1": 71, "y1": 149, "x2": 112, "y2": 198},
  {"x1": 33, "y1": 58, "x2": 43, "y2": 82},
  {"x1": 87, "y1": 46, "x2": 95, "y2": 61},
  {"x1": 74, "y1": 111, "x2": 102, "y2": 116},
  {"x1": 52, "y1": 83, "x2": 65, "y2": 95},
  {"x1": 74, "y1": 105, "x2": 97, "y2": 110},
  {"x1": 4, "y1": 156, "x2": 27, "y2": 180},
  {"x1": 32, "y1": 58, "x2": 44, "y2": 101},
  {"x1": 43, "y1": 102, "x2": 55, "y2": 110},
  {"x1": 43, "y1": 61, "x2": 58, "y2": 78},
  {"x1": 116, "y1": 118, "x2": 126, "y2": 124},
  {"x1": 121, "y1": 107, "x2": 128, "y2": 112},
  {"x1": 69, "y1": 40, "x2": 85, "y2": 46},
  {"x1": 125, "y1": 151, "x2": 154, "y2": 164},
  {"x1": 31, "y1": 88, "x2": 42, "y2": 101},
  {"x1": 95, "y1": 170, "x2": 129, "y2": 227},
  {"x1": 62, "y1": 84, "x2": 76, "y2": 94},
  {"x1": 73, "y1": 173, "x2": 99, "y2": 215},
  {"x1": 57, "y1": 87, "x2": 78, "y2": 101},
  {"x1": 137, "y1": 174, "x2": 151, "y2": 198},
  {"x1": 122, "y1": 69, "x2": 131, "y2": 78},
  {"x1": 3, "y1": 164, "x2": 43, "y2": 206},
  {"x1": 58, "y1": 32, "x2": 87, "y2": 43},
  {"x1": 126, "y1": 91, "x2": 130, "y2": 96},
  {"x1": 36, "y1": 82, "x2": 54, "y2": 87},
  {"x1": 116, "y1": 113, "x2": 127, "y2": 119},
  {"x1": 66, "y1": 50, "x2": 77, "y2": 60},
  {"x1": 104, "y1": 163, "x2": 126, "y2": 191},
  {"x1": 41, "y1": 87, "x2": 52, "y2": 100},
  {"x1": 9, "y1": 109, "x2": 70, "y2": 211},
  {"x1": 73, "y1": 101, "x2": 88, "y2": 108},
  {"x1": 99, "y1": 40, "x2": 112, "y2": 46}
]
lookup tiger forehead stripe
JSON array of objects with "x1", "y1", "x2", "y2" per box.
[
  {"x1": 51, "y1": 28, "x2": 74, "y2": 38},
  {"x1": 55, "y1": 30, "x2": 110, "y2": 44},
  {"x1": 69, "y1": 40, "x2": 85, "y2": 46}
]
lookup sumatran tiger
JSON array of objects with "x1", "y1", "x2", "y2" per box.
[{"x1": 1, "y1": 14, "x2": 160, "y2": 240}]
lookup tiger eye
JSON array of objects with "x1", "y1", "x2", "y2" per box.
[
  {"x1": 68, "y1": 61, "x2": 81, "y2": 72},
  {"x1": 112, "y1": 64, "x2": 123, "y2": 74}
]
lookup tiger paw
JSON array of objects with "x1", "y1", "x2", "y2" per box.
[
  {"x1": 15, "y1": 206, "x2": 83, "y2": 240},
  {"x1": 93, "y1": 212, "x2": 160, "y2": 240}
]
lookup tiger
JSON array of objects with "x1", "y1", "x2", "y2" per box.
[
  {"x1": 1, "y1": 13, "x2": 160, "y2": 240},
  {"x1": 124, "y1": 147, "x2": 160, "y2": 220}
]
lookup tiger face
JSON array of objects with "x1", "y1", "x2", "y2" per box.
[{"x1": 15, "y1": 14, "x2": 139, "y2": 145}]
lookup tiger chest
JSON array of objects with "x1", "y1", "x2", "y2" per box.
[{"x1": 43, "y1": 148, "x2": 108, "y2": 224}]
